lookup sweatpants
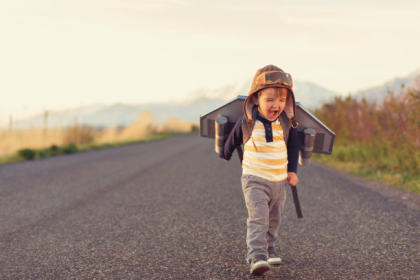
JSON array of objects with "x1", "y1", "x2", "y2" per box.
[{"x1": 241, "y1": 174, "x2": 287, "y2": 263}]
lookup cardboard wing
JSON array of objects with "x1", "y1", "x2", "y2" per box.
[{"x1": 200, "y1": 95, "x2": 335, "y2": 155}]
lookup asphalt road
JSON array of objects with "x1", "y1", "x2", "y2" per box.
[{"x1": 0, "y1": 134, "x2": 419, "y2": 279}]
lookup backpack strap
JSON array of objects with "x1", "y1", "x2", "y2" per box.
[
  {"x1": 279, "y1": 112, "x2": 290, "y2": 143},
  {"x1": 241, "y1": 116, "x2": 254, "y2": 145}
]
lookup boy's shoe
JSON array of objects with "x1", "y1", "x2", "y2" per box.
[
  {"x1": 250, "y1": 255, "x2": 270, "y2": 275},
  {"x1": 267, "y1": 247, "x2": 282, "y2": 265}
]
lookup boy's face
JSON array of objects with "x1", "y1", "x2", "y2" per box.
[{"x1": 254, "y1": 87, "x2": 288, "y2": 121}]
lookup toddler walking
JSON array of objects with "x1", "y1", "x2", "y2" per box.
[{"x1": 220, "y1": 64, "x2": 299, "y2": 275}]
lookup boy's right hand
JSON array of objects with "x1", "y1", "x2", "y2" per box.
[{"x1": 287, "y1": 172, "x2": 299, "y2": 186}]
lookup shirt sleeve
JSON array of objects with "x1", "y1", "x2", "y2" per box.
[
  {"x1": 287, "y1": 127, "x2": 299, "y2": 173},
  {"x1": 221, "y1": 115, "x2": 243, "y2": 160}
]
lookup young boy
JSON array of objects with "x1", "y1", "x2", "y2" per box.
[{"x1": 220, "y1": 65, "x2": 299, "y2": 275}]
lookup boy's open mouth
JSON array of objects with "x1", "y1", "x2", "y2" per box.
[{"x1": 269, "y1": 109, "x2": 280, "y2": 119}]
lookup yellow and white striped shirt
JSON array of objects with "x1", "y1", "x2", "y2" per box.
[{"x1": 242, "y1": 119, "x2": 288, "y2": 182}]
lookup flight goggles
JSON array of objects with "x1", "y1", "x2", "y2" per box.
[{"x1": 255, "y1": 71, "x2": 293, "y2": 88}]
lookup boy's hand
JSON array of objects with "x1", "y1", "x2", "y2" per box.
[{"x1": 287, "y1": 172, "x2": 299, "y2": 186}]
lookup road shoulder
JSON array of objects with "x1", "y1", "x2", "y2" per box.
[{"x1": 311, "y1": 161, "x2": 420, "y2": 211}]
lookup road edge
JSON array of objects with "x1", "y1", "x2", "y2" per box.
[{"x1": 311, "y1": 161, "x2": 420, "y2": 211}]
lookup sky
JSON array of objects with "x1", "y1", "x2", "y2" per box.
[{"x1": 1, "y1": 0, "x2": 419, "y2": 124}]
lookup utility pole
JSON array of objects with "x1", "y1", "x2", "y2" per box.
[
  {"x1": 8, "y1": 115, "x2": 13, "y2": 132},
  {"x1": 43, "y1": 110, "x2": 49, "y2": 145}
]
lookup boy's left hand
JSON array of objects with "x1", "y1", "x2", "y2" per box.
[{"x1": 287, "y1": 172, "x2": 299, "y2": 186}]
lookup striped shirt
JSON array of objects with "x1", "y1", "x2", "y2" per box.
[{"x1": 242, "y1": 119, "x2": 288, "y2": 182}]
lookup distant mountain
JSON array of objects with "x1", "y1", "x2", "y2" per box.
[
  {"x1": 9, "y1": 97, "x2": 228, "y2": 130},
  {"x1": 354, "y1": 68, "x2": 420, "y2": 102},
  {"x1": 13, "y1": 68, "x2": 419, "y2": 130},
  {"x1": 293, "y1": 81, "x2": 338, "y2": 108},
  {"x1": 184, "y1": 79, "x2": 339, "y2": 109}
]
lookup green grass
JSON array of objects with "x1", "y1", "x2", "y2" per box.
[
  {"x1": 313, "y1": 141, "x2": 420, "y2": 195},
  {"x1": 0, "y1": 132, "x2": 183, "y2": 165}
]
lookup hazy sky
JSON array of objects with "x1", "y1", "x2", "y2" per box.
[{"x1": 1, "y1": 0, "x2": 419, "y2": 123}]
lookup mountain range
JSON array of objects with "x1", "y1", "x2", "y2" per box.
[
  {"x1": 8, "y1": 68, "x2": 419, "y2": 130},
  {"x1": 354, "y1": 68, "x2": 420, "y2": 102}
]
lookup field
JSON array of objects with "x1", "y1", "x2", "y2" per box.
[
  {"x1": 0, "y1": 111, "x2": 197, "y2": 163},
  {"x1": 313, "y1": 90, "x2": 420, "y2": 194}
]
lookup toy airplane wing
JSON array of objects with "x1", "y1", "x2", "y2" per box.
[
  {"x1": 200, "y1": 95, "x2": 335, "y2": 155},
  {"x1": 199, "y1": 96, "x2": 244, "y2": 141}
]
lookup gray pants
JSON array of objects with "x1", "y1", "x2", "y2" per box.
[{"x1": 241, "y1": 174, "x2": 287, "y2": 263}]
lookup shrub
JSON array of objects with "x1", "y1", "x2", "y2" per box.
[
  {"x1": 18, "y1": 148, "x2": 36, "y2": 160},
  {"x1": 38, "y1": 145, "x2": 61, "y2": 158},
  {"x1": 191, "y1": 124, "x2": 199, "y2": 133},
  {"x1": 62, "y1": 144, "x2": 78, "y2": 154},
  {"x1": 313, "y1": 89, "x2": 420, "y2": 193}
]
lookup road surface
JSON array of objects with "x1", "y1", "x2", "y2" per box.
[{"x1": 0, "y1": 135, "x2": 418, "y2": 279}]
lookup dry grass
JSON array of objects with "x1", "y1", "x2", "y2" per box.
[
  {"x1": 314, "y1": 90, "x2": 420, "y2": 194},
  {"x1": 0, "y1": 111, "x2": 197, "y2": 159},
  {"x1": 97, "y1": 111, "x2": 157, "y2": 144},
  {"x1": 0, "y1": 128, "x2": 66, "y2": 158},
  {"x1": 157, "y1": 116, "x2": 195, "y2": 133}
]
